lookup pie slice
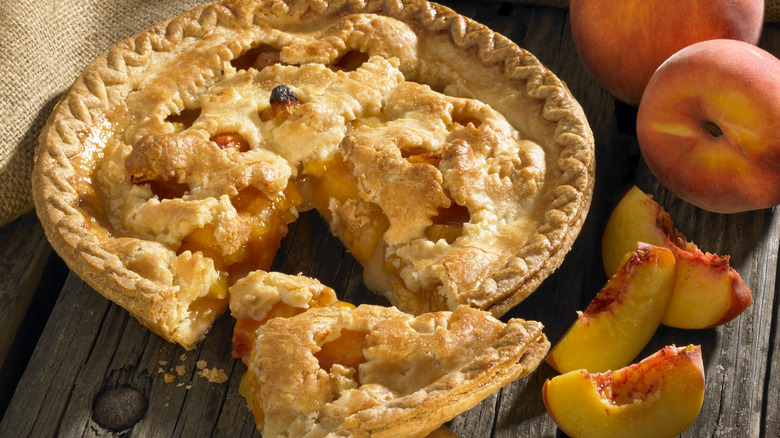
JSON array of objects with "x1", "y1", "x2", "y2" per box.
[
  {"x1": 238, "y1": 301, "x2": 549, "y2": 437},
  {"x1": 229, "y1": 272, "x2": 549, "y2": 436},
  {"x1": 32, "y1": 0, "x2": 595, "y2": 349}
]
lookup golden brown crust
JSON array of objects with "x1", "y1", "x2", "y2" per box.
[
  {"x1": 230, "y1": 270, "x2": 339, "y2": 321},
  {"x1": 125, "y1": 133, "x2": 289, "y2": 199},
  {"x1": 246, "y1": 304, "x2": 549, "y2": 437},
  {"x1": 32, "y1": 0, "x2": 594, "y2": 349}
]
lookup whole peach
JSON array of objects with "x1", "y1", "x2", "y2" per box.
[
  {"x1": 570, "y1": 0, "x2": 764, "y2": 105},
  {"x1": 637, "y1": 39, "x2": 780, "y2": 213}
]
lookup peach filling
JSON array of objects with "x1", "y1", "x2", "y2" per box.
[
  {"x1": 399, "y1": 149, "x2": 470, "y2": 244},
  {"x1": 174, "y1": 168, "x2": 302, "y2": 323},
  {"x1": 231, "y1": 43, "x2": 281, "y2": 71},
  {"x1": 232, "y1": 319, "x2": 265, "y2": 363},
  {"x1": 303, "y1": 153, "x2": 468, "y2": 259},
  {"x1": 211, "y1": 132, "x2": 251, "y2": 152},
  {"x1": 179, "y1": 189, "x2": 299, "y2": 324},
  {"x1": 239, "y1": 372, "x2": 265, "y2": 427},
  {"x1": 315, "y1": 329, "x2": 369, "y2": 382},
  {"x1": 178, "y1": 183, "x2": 301, "y2": 283},
  {"x1": 125, "y1": 130, "x2": 303, "y2": 325},
  {"x1": 302, "y1": 152, "x2": 468, "y2": 314},
  {"x1": 302, "y1": 156, "x2": 389, "y2": 265},
  {"x1": 188, "y1": 274, "x2": 230, "y2": 324}
]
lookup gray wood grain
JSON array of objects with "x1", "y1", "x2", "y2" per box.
[
  {"x1": 0, "y1": 210, "x2": 61, "y2": 416},
  {"x1": 0, "y1": 212, "x2": 51, "y2": 360}
]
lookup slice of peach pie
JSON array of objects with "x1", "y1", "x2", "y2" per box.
[
  {"x1": 230, "y1": 273, "x2": 549, "y2": 437},
  {"x1": 228, "y1": 272, "x2": 548, "y2": 436},
  {"x1": 33, "y1": 0, "x2": 594, "y2": 350}
]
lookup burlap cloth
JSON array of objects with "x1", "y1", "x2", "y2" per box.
[
  {"x1": 0, "y1": 0, "x2": 211, "y2": 228},
  {"x1": 0, "y1": 0, "x2": 778, "y2": 228}
]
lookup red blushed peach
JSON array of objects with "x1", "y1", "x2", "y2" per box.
[
  {"x1": 543, "y1": 345, "x2": 705, "y2": 438},
  {"x1": 570, "y1": 0, "x2": 763, "y2": 106},
  {"x1": 602, "y1": 186, "x2": 752, "y2": 329},
  {"x1": 545, "y1": 242, "x2": 675, "y2": 374},
  {"x1": 637, "y1": 39, "x2": 780, "y2": 213}
]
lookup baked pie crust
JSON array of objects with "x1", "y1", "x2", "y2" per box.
[
  {"x1": 236, "y1": 293, "x2": 549, "y2": 437},
  {"x1": 33, "y1": 0, "x2": 594, "y2": 350}
]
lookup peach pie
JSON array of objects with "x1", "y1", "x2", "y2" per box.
[{"x1": 33, "y1": 0, "x2": 593, "y2": 351}]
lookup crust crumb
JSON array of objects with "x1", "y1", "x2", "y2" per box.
[{"x1": 198, "y1": 367, "x2": 229, "y2": 384}]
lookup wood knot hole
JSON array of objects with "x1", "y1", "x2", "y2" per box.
[{"x1": 92, "y1": 387, "x2": 147, "y2": 431}]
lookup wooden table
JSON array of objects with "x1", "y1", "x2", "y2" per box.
[{"x1": 1, "y1": 1, "x2": 779, "y2": 436}]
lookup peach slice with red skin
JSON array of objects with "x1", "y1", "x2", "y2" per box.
[
  {"x1": 545, "y1": 242, "x2": 675, "y2": 374},
  {"x1": 542, "y1": 345, "x2": 705, "y2": 438},
  {"x1": 602, "y1": 186, "x2": 752, "y2": 329}
]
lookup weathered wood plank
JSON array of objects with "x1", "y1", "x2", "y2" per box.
[
  {"x1": 0, "y1": 210, "x2": 67, "y2": 416},
  {"x1": 755, "y1": 24, "x2": 780, "y2": 438},
  {"x1": 0, "y1": 211, "x2": 49, "y2": 359}
]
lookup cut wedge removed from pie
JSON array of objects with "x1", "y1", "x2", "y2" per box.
[
  {"x1": 238, "y1": 300, "x2": 549, "y2": 437},
  {"x1": 229, "y1": 272, "x2": 549, "y2": 436},
  {"x1": 32, "y1": 0, "x2": 594, "y2": 349}
]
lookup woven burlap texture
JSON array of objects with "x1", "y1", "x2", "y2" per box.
[{"x1": 0, "y1": 0, "x2": 211, "y2": 228}]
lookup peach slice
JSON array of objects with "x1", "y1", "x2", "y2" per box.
[
  {"x1": 545, "y1": 242, "x2": 675, "y2": 374},
  {"x1": 542, "y1": 345, "x2": 705, "y2": 438},
  {"x1": 602, "y1": 186, "x2": 752, "y2": 329}
]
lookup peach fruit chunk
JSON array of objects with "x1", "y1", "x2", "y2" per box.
[
  {"x1": 545, "y1": 242, "x2": 675, "y2": 374},
  {"x1": 602, "y1": 186, "x2": 752, "y2": 329},
  {"x1": 543, "y1": 345, "x2": 705, "y2": 438}
]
